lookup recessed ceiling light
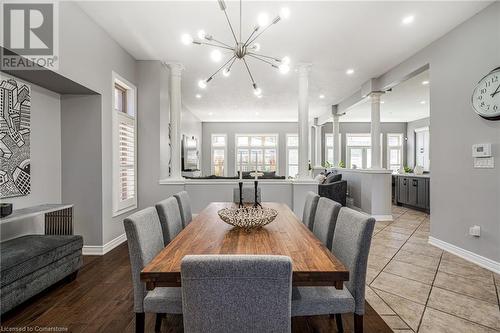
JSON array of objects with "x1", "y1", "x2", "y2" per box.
[
  {"x1": 422, "y1": 80, "x2": 429, "y2": 85},
  {"x1": 319, "y1": 94, "x2": 325, "y2": 99},
  {"x1": 402, "y1": 15, "x2": 415, "y2": 25},
  {"x1": 380, "y1": 101, "x2": 385, "y2": 104},
  {"x1": 346, "y1": 68, "x2": 354, "y2": 75},
  {"x1": 255, "y1": 112, "x2": 260, "y2": 115},
  {"x1": 420, "y1": 100, "x2": 426, "y2": 104},
  {"x1": 195, "y1": 94, "x2": 202, "y2": 99},
  {"x1": 208, "y1": 112, "x2": 213, "y2": 116}
]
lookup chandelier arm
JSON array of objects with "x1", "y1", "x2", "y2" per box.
[
  {"x1": 247, "y1": 54, "x2": 278, "y2": 68},
  {"x1": 227, "y1": 57, "x2": 237, "y2": 71},
  {"x1": 223, "y1": 9, "x2": 238, "y2": 44},
  {"x1": 209, "y1": 38, "x2": 233, "y2": 49},
  {"x1": 207, "y1": 55, "x2": 237, "y2": 80},
  {"x1": 242, "y1": 29, "x2": 258, "y2": 47},
  {"x1": 199, "y1": 42, "x2": 234, "y2": 51},
  {"x1": 242, "y1": 58, "x2": 256, "y2": 85},
  {"x1": 247, "y1": 23, "x2": 275, "y2": 46},
  {"x1": 247, "y1": 52, "x2": 280, "y2": 62}
]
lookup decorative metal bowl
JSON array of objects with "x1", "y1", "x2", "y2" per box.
[{"x1": 217, "y1": 207, "x2": 278, "y2": 231}]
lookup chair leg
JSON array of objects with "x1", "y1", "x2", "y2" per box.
[
  {"x1": 155, "y1": 313, "x2": 164, "y2": 332},
  {"x1": 335, "y1": 313, "x2": 344, "y2": 333},
  {"x1": 354, "y1": 314, "x2": 363, "y2": 333},
  {"x1": 135, "y1": 312, "x2": 145, "y2": 333}
]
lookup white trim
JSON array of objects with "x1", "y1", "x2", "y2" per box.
[
  {"x1": 371, "y1": 215, "x2": 394, "y2": 222},
  {"x1": 414, "y1": 126, "x2": 429, "y2": 133},
  {"x1": 82, "y1": 233, "x2": 127, "y2": 256},
  {"x1": 112, "y1": 71, "x2": 138, "y2": 217},
  {"x1": 429, "y1": 236, "x2": 500, "y2": 274}
]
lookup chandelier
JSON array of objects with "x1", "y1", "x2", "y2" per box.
[{"x1": 181, "y1": 0, "x2": 291, "y2": 98}]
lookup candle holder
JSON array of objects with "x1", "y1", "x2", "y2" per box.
[
  {"x1": 250, "y1": 171, "x2": 264, "y2": 208},
  {"x1": 238, "y1": 181, "x2": 244, "y2": 208}
]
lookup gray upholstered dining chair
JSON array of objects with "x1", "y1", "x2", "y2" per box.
[
  {"x1": 302, "y1": 191, "x2": 320, "y2": 230},
  {"x1": 181, "y1": 255, "x2": 293, "y2": 333},
  {"x1": 123, "y1": 207, "x2": 182, "y2": 333},
  {"x1": 291, "y1": 207, "x2": 375, "y2": 333},
  {"x1": 173, "y1": 191, "x2": 193, "y2": 227},
  {"x1": 155, "y1": 197, "x2": 183, "y2": 245},
  {"x1": 312, "y1": 197, "x2": 341, "y2": 250}
]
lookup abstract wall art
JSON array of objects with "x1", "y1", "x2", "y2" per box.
[{"x1": 0, "y1": 76, "x2": 31, "y2": 198}]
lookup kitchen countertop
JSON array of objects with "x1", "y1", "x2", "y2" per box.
[{"x1": 393, "y1": 173, "x2": 430, "y2": 178}]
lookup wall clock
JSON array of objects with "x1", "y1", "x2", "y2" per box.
[{"x1": 471, "y1": 67, "x2": 500, "y2": 120}]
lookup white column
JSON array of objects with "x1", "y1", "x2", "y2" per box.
[
  {"x1": 313, "y1": 118, "x2": 323, "y2": 167},
  {"x1": 298, "y1": 63, "x2": 312, "y2": 179},
  {"x1": 167, "y1": 63, "x2": 184, "y2": 179},
  {"x1": 370, "y1": 92, "x2": 383, "y2": 169},
  {"x1": 332, "y1": 111, "x2": 341, "y2": 167}
]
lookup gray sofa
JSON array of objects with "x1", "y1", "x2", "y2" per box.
[{"x1": 0, "y1": 234, "x2": 83, "y2": 315}]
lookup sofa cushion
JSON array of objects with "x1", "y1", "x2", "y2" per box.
[
  {"x1": 0, "y1": 235, "x2": 83, "y2": 287},
  {"x1": 325, "y1": 173, "x2": 342, "y2": 183}
]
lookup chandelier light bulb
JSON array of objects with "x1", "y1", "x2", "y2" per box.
[
  {"x1": 252, "y1": 43, "x2": 261, "y2": 51},
  {"x1": 279, "y1": 64, "x2": 290, "y2": 74},
  {"x1": 222, "y1": 68, "x2": 231, "y2": 77},
  {"x1": 210, "y1": 49, "x2": 222, "y2": 62},
  {"x1": 181, "y1": 34, "x2": 193, "y2": 45},
  {"x1": 197, "y1": 29, "x2": 207, "y2": 39},
  {"x1": 281, "y1": 56, "x2": 291, "y2": 65},
  {"x1": 257, "y1": 12, "x2": 270, "y2": 27},
  {"x1": 279, "y1": 7, "x2": 290, "y2": 20},
  {"x1": 254, "y1": 87, "x2": 262, "y2": 96},
  {"x1": 198, "y1": 80, "x2": 207, "y2": 89}
]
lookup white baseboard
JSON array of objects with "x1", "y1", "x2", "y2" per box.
[
  {"x1": 83, "y1": 233, "x2": 127, "y2": 256},
  {"x1": 429, "y1": 236, "x2": 500, "y2": 275},
  {"x1": 347, "y1": 204, "x2": 393, "y2": 222},
  {"x1": 372, "y1": 215, "x2": 394, "y2": 222}
]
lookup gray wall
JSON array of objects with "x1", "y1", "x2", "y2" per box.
[
  {"x1": 5, "y1": 80, "x2": 62, "y2": 209},
  {"x1": 376, "y1": 3, "x2": 500, "y2": 262},
  {"x1": 321, "y1": 122, "x2": 408, "y2": 168},
  {"x1": 58, "y1": 2, "x2": 137, "y2": 245},
  {"x1": 61, "y1": 95, "x2": 103, "y2": 245},
  {"x1": 202, "y1": 122, "x2": 299, "y2": 177},
  {"x1": 406, "y1": 117, "x2": 430, "y2": 168}
]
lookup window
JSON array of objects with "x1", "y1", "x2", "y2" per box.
[
  {"x1": 286, "y1": 134, "x2": 298, "y2": 178},
  {"x1": 325, "y1": 133, "x2": 342, "y2": 166},
  {"x1": 112, "y1": 73, "x2": 137, "y2": 216},
  {"x1": 236, "y1": 134, "x2": 278, "y2": 173},
  {"x1": 345, "y1": 133, "x2": 381, "y2": 169},
  {"x1": 211, "y1": 134, "x2": 227, "y2": 176},
  {"x1": 387, "y1": 133, "x2": 404, "y2": 173}
]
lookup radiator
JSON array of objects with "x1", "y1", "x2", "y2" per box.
[{"x1": 45, "y1": 207, "x2": 73, "y2": 235}]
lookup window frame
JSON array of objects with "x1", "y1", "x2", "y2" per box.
[
  {"x1": 345, "y1": 133, "x2": 382, "y2": 169},
  {"x1": 387, "y1": 133, "x2": 404, "y2": 173},
  {"x1": 112, "y1": 72, "x2": 137, "y2": 217},
  {"x1": 234, "y1": 133, "x2": 279, "y2": 173},
  {"x1": 211, "y1": 134, "x2": 227, "y2": 176},
  {"x1": 324, "y1": 133, "x2": 342, "y2": 166}
]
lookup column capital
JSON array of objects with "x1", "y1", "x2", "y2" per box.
[
  {"x1": 368, "y1": 91, "x2": 385, "y2": 102},
  {"x1": 165, "y1": 62, "x2": 185, "y2": 76}
]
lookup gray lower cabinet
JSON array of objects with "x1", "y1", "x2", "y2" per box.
[{"x1": 396, "y1": 175, "x2": 430, "y2": 212}]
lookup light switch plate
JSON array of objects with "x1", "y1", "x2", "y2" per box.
[{"x1": 473, "y1": 157, "x2": 494, "y2": 168}]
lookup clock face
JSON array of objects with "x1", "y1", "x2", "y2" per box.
[{"x1": 471, "y1": 67, "x2": 500, "y2": 120}]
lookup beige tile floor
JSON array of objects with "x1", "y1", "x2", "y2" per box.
[{"x1": 365, "y1": 206, "x2": 500, "y2": 333}]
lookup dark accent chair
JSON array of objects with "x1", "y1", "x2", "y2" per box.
[{"x1": 318, "y1": 173, "x2": 347, "y2": 206}]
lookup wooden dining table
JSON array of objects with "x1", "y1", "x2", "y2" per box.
[{"x1": 141, "y1": 202, "x2": 349, "y2": 290}]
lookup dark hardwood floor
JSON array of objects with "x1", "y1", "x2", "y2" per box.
[{"x1": 0, "y1": 243, "x2": 391, "y2": 333}]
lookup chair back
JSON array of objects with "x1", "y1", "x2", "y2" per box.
[
  {"x1": 312, "y1": 197, "x2": 341, "y2": 250},
  {"x1": 174, "y1": 191, "x2": 193, "y2": 227},
  {"x1": 302, "y1": 191, "x2": 320, "y2": 230},
  {"x1": 331, "y1": 207, "x2": 375, "y2": 315},
  {"x1": 123, "y1": 207, "x2": 164, "y2": 313},
  {"x1": 155, "y1": 197, "x2": 183, "y2": 245},
  {"x1": 181, "y1": 255, "x2": 292, "y2": 333}
]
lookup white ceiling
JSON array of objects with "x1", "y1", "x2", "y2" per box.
[
  {"x1": 342, "y1": 70, "x2": 430, "y2": 123},
  {"x1": 77, "y1": 1, "x2": 489, "y2": 122}
]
